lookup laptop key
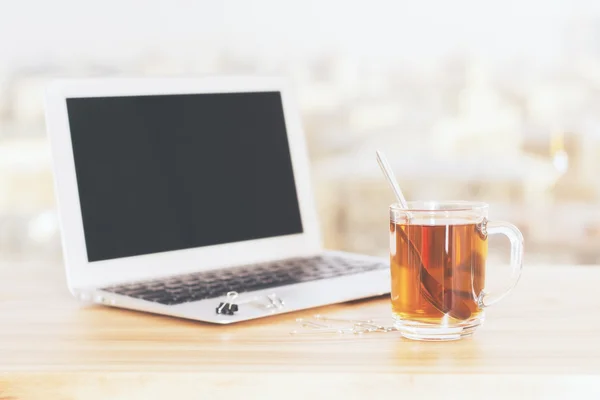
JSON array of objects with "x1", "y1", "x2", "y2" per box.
[{"x1": 101, "y1": 254, "x2": 387, "y2": 305}]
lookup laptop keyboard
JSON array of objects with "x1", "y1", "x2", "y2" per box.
[{"x1": 101, "y1": 255, "x2": 387, "y2": 306}]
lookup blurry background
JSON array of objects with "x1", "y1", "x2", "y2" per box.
[{"x1": 1, "y1": 0, "x2": 599, "y2": 265}]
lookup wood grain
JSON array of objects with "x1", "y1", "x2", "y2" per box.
[{"x1": 1, "y1": 260, "x2": 600, "y2": 399}]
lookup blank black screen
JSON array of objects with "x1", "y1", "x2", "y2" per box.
[{"x1": 66, "y1": 92, "x2": 303, "y2": 262}]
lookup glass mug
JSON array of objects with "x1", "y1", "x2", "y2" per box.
[{"x1": 389, "y1": 201, "x2": 524, "y2": 341}]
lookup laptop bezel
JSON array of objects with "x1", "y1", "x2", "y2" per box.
[{"x1": 45, "y1": 77, "x2": 322, "y2": 289}]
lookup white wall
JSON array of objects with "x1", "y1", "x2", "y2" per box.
[{"x1": 0, "y1": 0, "x2": 595, "y2": 72}]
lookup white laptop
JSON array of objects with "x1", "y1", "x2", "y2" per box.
[{"x1": 44, "y1": 77, "x2": 389, "y2": 324}]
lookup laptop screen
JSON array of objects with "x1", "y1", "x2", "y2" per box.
[{"x1": 66, "y1": 91, "x2": 304, "y2": 262}]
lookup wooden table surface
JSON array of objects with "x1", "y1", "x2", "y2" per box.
[{"x1": 1, "y1": 260, "x2": 600, "y2": 399}]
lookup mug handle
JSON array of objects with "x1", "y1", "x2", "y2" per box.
[{"x1": 478, "y1": 219, "x2": 524, "y2": 308}]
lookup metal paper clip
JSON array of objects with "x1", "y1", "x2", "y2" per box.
[
  {"x1": 295, "y1": 318, "x2": 330, "y2": 329},
  {"x1": 290, "y1": 326, "x2": 353, "y2": 335},
  {"x1": 216, "y1": 291, "x2": 287, "y2": 315},
  {"x1": 314, "y1": 314, "x2": 395, "y2": 331},
  {"x1": 287, "y1": 315, "x2": 397, "y2": 335},
  {"x1": 291, "y1": 317, "x2": 378, "y2": 336},
  {"x1": 266, "y1": 293, "x2": 285, "y2": 310},
  {"x1": 314, "y1": 314, "x2": 374, "y2": 324},
  {"x1": 290, "y1": 323, "x2": 371, "y2": 336}
]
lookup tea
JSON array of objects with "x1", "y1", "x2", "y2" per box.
[{"x1": 390, "y1": 221, "x2": 487, "y2": 323}]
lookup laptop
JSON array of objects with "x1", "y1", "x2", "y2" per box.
[{"x1": 44, "y1": 77, "x2": 389, "y2": 324}]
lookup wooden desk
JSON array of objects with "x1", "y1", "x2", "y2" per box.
[{"x1": 1, "y1": 261, "x2": 600, "y2": 399}]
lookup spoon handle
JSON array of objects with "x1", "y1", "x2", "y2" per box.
[{"x1": 375, "y1": 150, "x2": 408, "y2": 208}]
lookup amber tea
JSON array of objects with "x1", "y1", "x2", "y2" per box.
[
  {"x1": 390, "y1": 221, "x2": 487, "y2": 324},
  {"x1": 387, "y1": 200, "x2": 522, "y2": 340}
]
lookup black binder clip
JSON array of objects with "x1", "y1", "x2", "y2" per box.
[{"x1": 216, "y1": 291, "x2": 239, "y2": 315}]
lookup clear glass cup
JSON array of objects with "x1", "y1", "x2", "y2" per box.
[{"x1": 389, "y1": 201, "x2": 524, "y2": 341}]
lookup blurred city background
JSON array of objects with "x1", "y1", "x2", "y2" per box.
[{"x1": 1, "y1": 0, "x2": 599, "y2": 265}]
